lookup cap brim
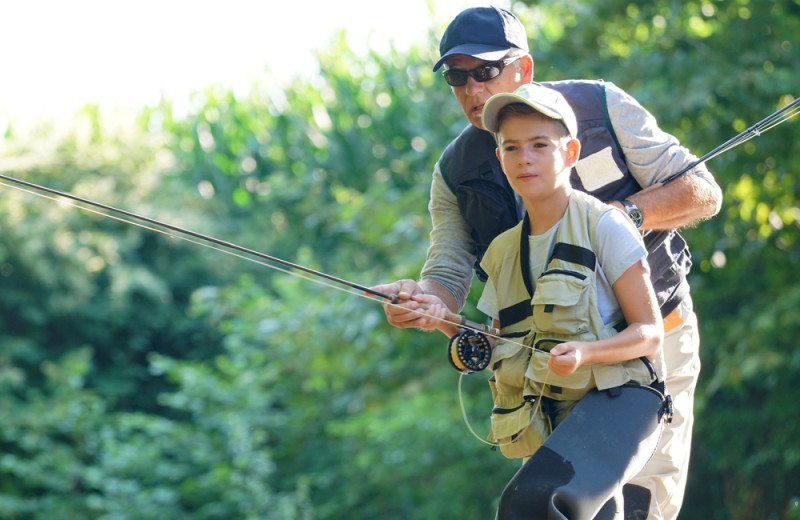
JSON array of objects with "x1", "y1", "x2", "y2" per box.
[
  {"x1": 432, "y1": 45, "x2": 511, "y2": 72},
  {"x1": 482, "y1": 92, "x2": 563, "y2": 133}
]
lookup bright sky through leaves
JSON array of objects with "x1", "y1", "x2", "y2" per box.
[{"x1": 0, "y1": 0, "x2": 496, "y2": 123}]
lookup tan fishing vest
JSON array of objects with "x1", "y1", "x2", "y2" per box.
[{"x1": 481, "y1": 191, "x2": 665, "y2": 458}]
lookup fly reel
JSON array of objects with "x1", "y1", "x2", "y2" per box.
[{"x1": 447, "y1": 329, "x2": 492, "y2": 374}]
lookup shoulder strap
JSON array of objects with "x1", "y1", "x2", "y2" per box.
[{"x1": 600, "y1": 82, "x2": 628, "y2": 168}]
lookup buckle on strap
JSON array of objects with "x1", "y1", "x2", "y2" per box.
[
  {"x1": 660, "y1": 280, "x2": 689, "y2": 319},
  {"x1": 663, "y1": 395, "x2": 674, "y2": 424}
]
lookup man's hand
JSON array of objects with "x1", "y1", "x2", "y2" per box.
[{"x1": 368, "y1": 279, "x2": 444, "y2": 331}]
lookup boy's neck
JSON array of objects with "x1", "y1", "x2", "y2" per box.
[{"x1": 524, "y1": 186, "x2": 572, "y2": 236}]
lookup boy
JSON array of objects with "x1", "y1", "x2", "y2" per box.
[{"x1": 428, "y1": 84, "x2": 670, "y2": 519}]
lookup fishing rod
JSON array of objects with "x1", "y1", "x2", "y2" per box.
[
  {"x1": 0, "y1": 172, "x2": 497, "y2": 344},
  {"x1": 0, "y1": 172, "x2": 392, "y2": 297},
  {"x1": 8, "y1": 96, "x2": 792, "y2": 375},
  {"x1": 661, "y1": 97, "x2": 800, "y2": 185}
]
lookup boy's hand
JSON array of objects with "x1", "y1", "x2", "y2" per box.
[{"x1": 548, "y1": 342, "x2": 584, "y2": 377}]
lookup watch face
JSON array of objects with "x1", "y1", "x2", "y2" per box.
[
  {"x1": 623, "y1": 200, "x2": 643, "y2": 228},
  {"x1": 630, "y1": 209, "x2": 643, "y2": 227}
]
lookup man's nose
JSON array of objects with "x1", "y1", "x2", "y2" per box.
[{"x1": 464, "y1": 75, "x2": 485, "y2": 95}]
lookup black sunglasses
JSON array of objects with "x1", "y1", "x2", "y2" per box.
[{"x1": 442, "y1": 58, "x2": 519, "y2": 87}]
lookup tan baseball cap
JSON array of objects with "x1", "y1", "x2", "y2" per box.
[{"x1": 482, "y1": 83, "x2": 578, "y2": 138}]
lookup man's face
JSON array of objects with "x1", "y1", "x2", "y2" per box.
[{"x1": 443, "y1": 55, "x2": 528, "y2": 130}]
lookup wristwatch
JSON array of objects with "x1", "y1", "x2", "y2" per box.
[{"x1": 621, "y1": 199, "x2": 644, "y2": 229}]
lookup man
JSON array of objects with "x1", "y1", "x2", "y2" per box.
[{"x1": 371, "y1": 6, "x2": 722, "y2": 520}]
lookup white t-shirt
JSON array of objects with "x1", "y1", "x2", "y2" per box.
[{"x1": 477, "y1": 209, "x2": 648, "y2": 327}]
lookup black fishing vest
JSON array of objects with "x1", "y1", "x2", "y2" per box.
[{"x1": 439, "y1": 79, "x2": 690, "y2": 317}]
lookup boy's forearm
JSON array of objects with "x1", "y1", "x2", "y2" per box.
[{"x1": 580, "y1": 322, "x2": 663, "y2": 366}]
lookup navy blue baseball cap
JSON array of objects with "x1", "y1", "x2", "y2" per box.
[{"x1": 433, "y1": 6, "x2": 529, "y2": 72}]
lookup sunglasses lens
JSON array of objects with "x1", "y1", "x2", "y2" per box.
[
  {"x1": 442, "y1": 61, "x2": 506, "y2": 86},
  {"x1": 474, "y1": 64, "x2": 502, "y2": 81},
  {"x1": 443, "y1": 70, "x2": 468, "y2": 87}
]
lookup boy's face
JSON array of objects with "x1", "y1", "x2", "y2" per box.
[{"x1": 494, "y1": 113, "x2": 577, "y2": 202}]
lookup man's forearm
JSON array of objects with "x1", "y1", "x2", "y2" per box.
[{"x1": 615, "y1": 173, "x2": 722, "y2": 231}]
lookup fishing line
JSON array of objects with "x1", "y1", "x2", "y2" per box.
[
  {"x1": 0, "y1": 173, "x2": 397, "y2": 302},
  {"x1": 457, "y1": 352, "x2": 552, "y2": 449},
  {"x1": 4, "y1": 172, "x2": 540, "y2": 449},
  {"x1": 0, "y1": 175, "x2": 535, "y2": 350},
  {"x1": 0, "y1": 179, "x2": 382, "y2": 298},
  {"x1": 661, "y1": 97, "x2": 799, "y2": 185}
]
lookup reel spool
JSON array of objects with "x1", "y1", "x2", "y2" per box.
[{"x1": 447, "y1": 329, "x2": 492, "y2": 374}]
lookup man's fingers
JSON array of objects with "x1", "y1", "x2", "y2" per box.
[
  {"x1": 367, "y1": 282, "x2": 401, "y2": 298},
  {"x1": 367, "y1": 279, "x2": 423, "y2": 301}
]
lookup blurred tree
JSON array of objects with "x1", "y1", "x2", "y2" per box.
[
  {"x1": 1, "y1": 0, "x2": 798, "y2": 518},
  {"x1": 0, "y1": 109, "x2": 309, "y2": 516},
  {"x1": 0, "y1": 108, "x2": 228, "y2": 409}
]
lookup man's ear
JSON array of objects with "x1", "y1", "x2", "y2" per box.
[
  {"x1": 565, "y1": 139, "x2": 581, "y2": 167},
  {"x1": 519, "y1": 55, "x2": 535, "y2": 83}
]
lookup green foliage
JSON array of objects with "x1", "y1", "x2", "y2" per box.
[
  {"x1": 0, "y1": 346, "x2": 311, "y2": 520},
  {"x1": 174, "y1": 274, "x2": 515, "y2": 519},
  {"x1": 143, "y1": 32, "x2": 459, "y2": 287},
  {"x1": 1, "y1": 1, "x2": 799, "y2": 518},
  {"x1": 0, "y1": 114, "x2": 226, "y2": 408}
]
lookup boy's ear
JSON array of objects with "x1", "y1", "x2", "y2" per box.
[
  {"x1": 565, "y1": 139, "x2": 581, "y2": 167},
  {"x1": 495, "y1": 147, "x2": 502, "y2": 162}
]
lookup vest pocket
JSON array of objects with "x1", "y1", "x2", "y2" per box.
[
  {"x1": 488, "y1": 347, "x2": 549, "y2": 459},
  {"x1": 489, "y1": 345, "x2": 530, "y2": 406},
  {"x1": 532, "y1": 271, "x2": 591, "y2": 335},
  {"x1": 526, "y1": 348, "x2": 594, "y2": 396},
  {"x1": 487, "y1": 382, "x2": 551, "y2": 460}
]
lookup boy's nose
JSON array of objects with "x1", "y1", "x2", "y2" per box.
[{"x1": 521, "y1": 147, "x2": 534, "y2": 163}]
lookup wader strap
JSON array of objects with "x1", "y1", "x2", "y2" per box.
[
  {"x1": 640, "y1": 357, "x2": 657, "y2": 381},
  {"x1": 660, "y1": 279, "x2": 689, "y2": 319}
]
